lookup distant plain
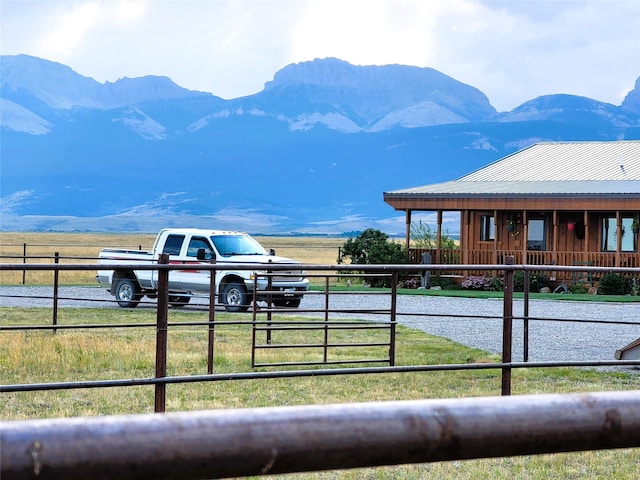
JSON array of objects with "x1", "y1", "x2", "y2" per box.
[{"x1": 0, "y1": 232, "x2": 345, "y2": 285}]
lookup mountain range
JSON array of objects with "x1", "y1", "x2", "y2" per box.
[{"x1": 1, "y1": 54, "x2": 639, "y2": 235}]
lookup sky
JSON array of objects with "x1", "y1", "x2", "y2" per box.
[{"x1": 1, "y1": 0, "x2": 639, "y2": 112}]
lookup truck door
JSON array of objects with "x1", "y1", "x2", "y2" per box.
[
  {"x1": 181, "y1": 236, "x2": 216, "y2": 292},
  {"x1": 160, "y1": 234, "x2": 186, "y2": 290}
]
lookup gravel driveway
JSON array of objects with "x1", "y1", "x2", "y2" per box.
[{"x1": 2, "y1": 286, "x2": 639, "y2": 371}]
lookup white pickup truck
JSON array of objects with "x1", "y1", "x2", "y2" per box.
[{"x1": 96, "y1": 228, "x2": 309, "y2": 312}]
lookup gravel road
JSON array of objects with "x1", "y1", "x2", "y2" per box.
[{"x1": 2, "y1": 286, "x2": 639, "y2": 371}]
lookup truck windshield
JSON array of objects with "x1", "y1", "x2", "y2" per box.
[{"x1": 210, "y1": 235, "x2": 268, "y2": 256}]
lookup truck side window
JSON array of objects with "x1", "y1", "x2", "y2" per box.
[
  {"x1": 187, "y1": 237, "x2": 213, "y2": 259},
  {"x1": 163, "y1": 234, "x2": 185, "y2": 256}
]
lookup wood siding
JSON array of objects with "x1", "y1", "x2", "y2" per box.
[{"x1": 403, "y1": 204, "x2": 640, "y2": 286}]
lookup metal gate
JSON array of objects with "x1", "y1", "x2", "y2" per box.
[{"x1": 251, "y1": 272, "x2": 397, "y2": 368}]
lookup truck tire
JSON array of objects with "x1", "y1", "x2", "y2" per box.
[
  {"x1": 115, "y1": 278, "x2": 141, "y2": 308},
  {"x1": 169, "y1": 295, "x2": 190, "y2": 308},
  {"x1": 221, "y1": 282, "x2": 249, "y2": 312},
  {"x1": 273, "y1": 297, "x2": 301, "y2": 308}
]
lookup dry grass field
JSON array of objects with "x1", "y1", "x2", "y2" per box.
[
  {"x1": 0, "y1": 232, "x2": 345, "y2": 285},
  {"x1": 3, "y1": 233, "x2": 640, "y2": 478},
  {"x1": 1, "y1": 307, "x2": 639, "y2": 479}
]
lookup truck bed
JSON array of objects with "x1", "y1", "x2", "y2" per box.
[{"x1": 98, "y1": 249, "x2": 154, "y2": 262}]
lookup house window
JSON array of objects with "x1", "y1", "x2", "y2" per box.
[
  {"x1": 480, "y1": 215, "x2": 494, "y2": 241},
  {"x1": 602, "y1": 217, "x2": 636, "y2": 252},
  {"x1": 527, "y1": 219, "x2": 546, "y2": 250}
]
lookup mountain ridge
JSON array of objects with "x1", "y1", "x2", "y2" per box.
[{"x1": 1, "y1": 54, "x2": 639, "y2": 234}]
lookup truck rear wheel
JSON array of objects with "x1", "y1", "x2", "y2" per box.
[
  {"x1": 115, "y1": 278, "x2": 141, "y2": 308},
  {"x1": 273, "y1": 297, "x2": 302, "y2": 308},
  {"x1": 169, "y1": 295, "x2": 190, "y2": 308},
  {"x1": 220, "y1": 282, "x2": 249, "y2": 312}
]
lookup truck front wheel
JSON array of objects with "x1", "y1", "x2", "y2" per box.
[
  {"x1": 115, "y1": 278, "x2": 141, "y2": 308},
  {"x1": 220, "y1": 282, "x2": 249, "y2": 312}
]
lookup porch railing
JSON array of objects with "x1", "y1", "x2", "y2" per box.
[{"x1": 410, "y1": 248, "x2": 638, "y2": 285}]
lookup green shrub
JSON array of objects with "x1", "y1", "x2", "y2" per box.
[
  {"x1": 430, "y1": 275, "x2": 456, "y2": 289},
  {"x1": 597, "y1": 272, "x2": 630, "y2": 295},
  {"x1": 513, "y1": 271, "x2": 547, "y2": 292},
  {"x1": 571, "y1": 281, "x2": 588, "y2": 294},
  {"x1": 339, "y1": 229, "x2": 408, "y2": 287}
]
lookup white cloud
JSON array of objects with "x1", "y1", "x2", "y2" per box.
[
  {"x1": 290, "y1": 0, "x2": 438, "y2": 67},
  {"x1": 40, "y1": 2, "x2": 100, "y2": 57},
  {"x1": 115, "y1": 0, "x2": 147, "y2": 22},
  {"x1": 0, "y1": 190, "x2": 34, "y2": 214},
  {"x1": 1, "y1": 0, "x2": 638, "y2": 111}
]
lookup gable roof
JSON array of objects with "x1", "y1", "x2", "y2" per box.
[{"x1": 385, "y1": 140, "x2": 640, "y2": 198}]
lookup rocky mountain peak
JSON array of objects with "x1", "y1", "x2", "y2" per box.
[
  {"x1": 258, "y1": 57, "x2": 496, "y2": 128},
  {"x1": 0, "y1": 54, "x2": 205, "y2": 110},
  {"x1": 621, "y1": 77, "x2": 640, "y2": 114}
]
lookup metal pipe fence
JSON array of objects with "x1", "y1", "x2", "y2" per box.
[
  {"x1": 1, "y1": 261, "x2": 640, "y2": 401},
  {"x1": 1, "y1": 260, "x2": 640, "y2": 476},
  {"x1": 2, "y1": 390, "x2": 639, "y2": 480}
]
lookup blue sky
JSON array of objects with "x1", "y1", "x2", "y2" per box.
[{"x1": 1, "y1": 0, "x2": 639, "y2": 111}]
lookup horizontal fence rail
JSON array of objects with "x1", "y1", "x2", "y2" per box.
[{"x1": 2, "y1": 390, "x2": 640, "y2": 480}]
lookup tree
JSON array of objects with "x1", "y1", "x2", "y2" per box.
[
  {"x1": 339, "y1": 229, "x2": 408, "y2": 287},
  {"x1": 410, "y1": 221, "x2": 457, "y2": 249}
]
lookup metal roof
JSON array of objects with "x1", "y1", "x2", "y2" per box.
[
  {"x1": 385, "y1": 140, "x2": 640, "y2": 197},
  {"x1": 388, "y1": 180, "x2": 640, "y2": 196}
]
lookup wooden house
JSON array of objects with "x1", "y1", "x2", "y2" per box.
[{"x1": 383, "y1": 140, "x2": 640, "y2": 286}]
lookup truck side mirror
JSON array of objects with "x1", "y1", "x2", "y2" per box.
[
  {"x1": 269, "y1": 248, "x2": 276, "y2": 256},
  {"x1": 197, "y1": 248, "x2": 207, "y2": 261}
]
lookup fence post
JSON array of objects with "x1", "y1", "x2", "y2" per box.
[
  {"x1": 323, "y1": 276, "x2": 330, "y2": 363},
  {"x1": 266, "y1": 270, "x2": 273, "y2": 345},
  {"x1": 22, "y1": 243, "x2": 27, "y2": 285},
  {"x1": 390, "y1": 271, "x2": 397, "y2": 366},
  {"x1": 502, "y1": 255, "x2": 515, "y2": 396},
  {"x1": 155, "y1": 253, "x2": 169, "y2": 413},
  {"x1": 523, "y1": 270, "x2": 530, "y2": 362},
  {"x1": 207, "y1": 256, "x2": 216, "y2": 374},
  {"x1": 251, "y1": 276, "x2": 258, "y2": 368},
  {"x1": 52, "y1": 252, "x2": 59, "y2": 333}
]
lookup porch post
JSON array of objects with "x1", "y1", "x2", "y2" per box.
[
  {"x1": 436, "y1": 210, "x2": 443, "y2": 264},
  {"x1": 493, "y1": 209, "x2": 498, "y2": 265},
  {"x1": 522, "y1": 210, "x2": 528, "y2": 264},
  {"x1": 462, "y1": 210, "x2": 469, "y2": 264},
  {"x1": 551, "y1": 210, "x2": 558, "y2": 282},
  {"x1": 616, "y1": 211, "x2": 622, "y2": 266},
  {"x1": 552, "y1": 210, "x2": 558, "y2": 264},
  {"x1": 583, "y1": 211, "x2": 589, "y2": 258},
  {"x1": 404, "y1": 209, "x2": 412, "y2": 251}
]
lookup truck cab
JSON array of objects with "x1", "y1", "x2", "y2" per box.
[{"x1": 97, "y1": 228, "x2": 309, "y2": 312}]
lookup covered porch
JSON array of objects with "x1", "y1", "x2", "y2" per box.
[
  {"x1": 384, "y1": 141, "x2": 640, "y2": 287},
  {"x1": 397, "y1": 205, "x2": 639, "y2": 287}
]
